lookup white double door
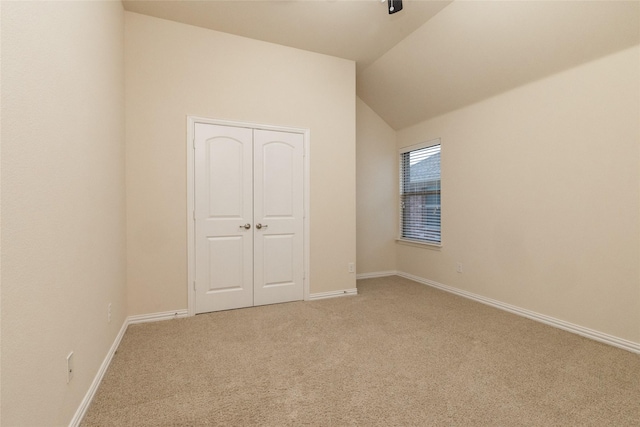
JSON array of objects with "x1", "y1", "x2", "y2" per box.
[{"x1": 194, "y1": 123, "x2": 304, "y2": 314}]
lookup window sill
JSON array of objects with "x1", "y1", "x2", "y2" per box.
[{"x1": 396, "y1": 238, "x2": 442, "y2": 250}]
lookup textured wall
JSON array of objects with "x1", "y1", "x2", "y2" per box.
[
  {"x1": 356, "y1": 98, "x2": 397, "y2": 275},
  {"x1": 124, "y1": 12, "x2": 356, "y2": 315},
  {"x1": 1, "y1": 1, "x2": 126, "y2": 425},
  {"x1": 396, "y1": 46, "x2": 640, "y2": 343}
]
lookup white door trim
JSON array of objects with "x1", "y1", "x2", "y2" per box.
[{"x1": 186, "y1": 116, "x2": 311, "y2": 316}]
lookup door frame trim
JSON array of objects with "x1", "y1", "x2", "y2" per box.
[{"x1": 186, "y1": 116, "x2": 311, "y2": 316}]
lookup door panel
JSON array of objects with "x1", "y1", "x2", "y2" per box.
[
  {"x1": 253, "y1": 130, "x2": 304, "y2": 306},
  {"x1": 206, "y1": 236, "x2": 244, "y2": 291},
  {"x1": 262, "y1": 142, "x2": 294, "y2": 216},
  {"x1": 206, "y1": 139, "x2": 245, "y2": 217},
  {"x1": 262, "y1": 234, "x2": 294, "y2": 286},
  {"x1": 194, "y1": 124, "x2": 253, "y2": 313}
]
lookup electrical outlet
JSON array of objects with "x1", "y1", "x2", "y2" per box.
[
  {"x1": 108, "y1": 303, "x2": 112, "y2": 323},
  {"x1": 456, "y1": 262, "x2": 463, "y2": 273},
  {"x1": 66, "y1": 352, "x2": 74, "y2": 383},
  {"x1": 348, "y1": 262, "x2": 355, "y2": 273}
]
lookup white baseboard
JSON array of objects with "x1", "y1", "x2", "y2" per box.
[
  {"x1": 69, "y1": 309, "x2": 189, "y2": 427},
  {"x1": 68, "y1": 318, "x2": 128, "y2": 427},
  {"x1": 396, "y1": 271, "x2": 640, "y2": 355},
  {"x1": 127, "y1": 309, "x2": 189, "y2": 325},
  {"x1": 356, "y1": 270, "x2": 398, "y2": 280},
  {"x1": 308, "y1": 288, "x2": 358, "y2": 300}
]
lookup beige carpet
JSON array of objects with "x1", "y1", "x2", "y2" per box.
[{"x1": 83, "y1": 276, "x2": 640, "y2": 426}]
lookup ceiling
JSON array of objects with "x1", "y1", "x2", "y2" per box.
[
  {"x1": 358, "y1": 0, "x2": 640, "y2": 129},
  {"x1": 122, "y1": 0, "x2": 452, "y2": 73},
  {"x1": 122, "y1": 0, "x2": 640, "y2": 130}
]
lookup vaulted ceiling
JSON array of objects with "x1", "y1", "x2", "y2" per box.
[{"x1": 122, "y1": 0, "x2": 640, "y2": 130}]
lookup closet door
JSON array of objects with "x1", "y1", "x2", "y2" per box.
[
  {"x1": 193, "y1": 124, "x2": 305, "y2": 314},
  {"x1": 253, "y1": 130, "x2": 304, "y2": 306},
  {"x1": 194, "y1": 123, "x2": 254, "y2": 313}
]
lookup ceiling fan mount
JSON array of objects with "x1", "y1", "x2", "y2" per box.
[{"x1": 388, "y1": 0, "x2": 403, "y2": 15}]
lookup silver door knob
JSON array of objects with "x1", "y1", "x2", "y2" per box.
[
  {"x1": 256, "y1": 223, "x2": 268, "y2": 229},
  {"x1": 240, "y1": 223, "x2": 251, "y2": 229}
]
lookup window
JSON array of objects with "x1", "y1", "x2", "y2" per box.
[{"x1": 399, "y1": 141, "x2": 441, "y2": 245}]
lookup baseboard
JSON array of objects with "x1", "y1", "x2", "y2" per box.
[
  {"x1": 396, "y1": 271, "x2": 640, "y2": 355},
  {"x1": 308, "y1": 288, "x2": 358, "y2": 300},
  {"x1": 69, "y1": 308, "x2": 189, "y2": 426},
  {"x1": 127, "y1": 309, "x2": 189, "y2": 325},
  {"x1": 356, "y1": 270, "x2": 398, "y2": 280},
  {"x1": 68, "y1": 318, "x2": 128, "y2": 427}
]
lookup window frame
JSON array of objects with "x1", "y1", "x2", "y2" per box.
[{"x1": 397, "y1": 139, "x2": 442, "y2": 248}]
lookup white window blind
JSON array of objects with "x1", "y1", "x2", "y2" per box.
[{"x1": 400, "y1": 142, "x2": 441, "y2": 244}]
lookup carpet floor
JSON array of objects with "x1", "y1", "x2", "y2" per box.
[{"x1": 82, "y1": 276, "x2": 640, "y2": 426}]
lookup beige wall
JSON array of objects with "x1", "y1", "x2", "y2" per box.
[
  {"x1": 356, "y1": 97, "x2": 397, "y2": 275},
  {"x1": 396, "y1": 46, "x2": 640, "y2": 343},
  {"x1": 1, "y1": 1, "x2": 126, "y2": 425},
  {"x1": 125, "y1": 12, "x2": 356, "y2": 315}
]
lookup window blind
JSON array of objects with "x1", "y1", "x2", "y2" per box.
[{"x1": 400, "y1": 143, "x2": 441, "y2": 244}]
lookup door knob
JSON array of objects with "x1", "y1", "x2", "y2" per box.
[
  {"x1": 240, "y1": 223, "x2": 251, "y2": 229},
  {"x1": 256, "y1": 223, "x2": 268, "y2": 230}
]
